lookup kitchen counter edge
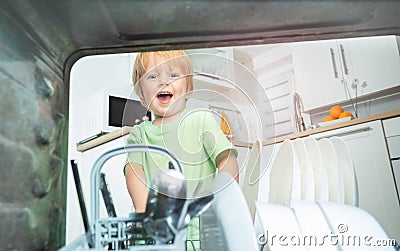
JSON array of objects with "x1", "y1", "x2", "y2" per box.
[
  {"x1": 263, "y1": 109, "x2": 400, "y2": 146},
  {"x1": 76, "y1": 109, "x2": 400, "y2": 152}
]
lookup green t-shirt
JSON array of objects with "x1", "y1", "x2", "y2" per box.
[{"x1": 125, "y1": 108, "x2": 237, "y2": 196}]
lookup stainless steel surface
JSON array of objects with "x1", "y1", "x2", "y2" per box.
[
  {"x1": 330, "y1": 48, "x2": 339, "y2": 79},
  {"x1": 3, "y1": 1, "x2": 399, "y2": 249},
  {"x1": 176, "y1": 194, "x2": 214, "y2": 232},
  {"x1": 293, "y1": 92, "x2": 307, "y2": 132},
  {"x1": 144, "y1": 169, "x2": 186, "y2": 244},
  {"x1": 340, "y1": 44, "x2": 349, "y2": 75},
  {"x1": 2, "y1": 1, "x2": 400, "y2": 68},
  {"x1": 314, "y1": 126, "x2": 372, "y2": 140}
]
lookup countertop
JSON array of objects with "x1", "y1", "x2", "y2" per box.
[
  {"x1": 76, "y1": 109, "x2": 400, "y2": 152},
  {"x1": 263, "y1": 108, "x2": 400, "y2": 146}
]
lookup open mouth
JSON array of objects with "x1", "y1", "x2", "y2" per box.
[{"x1": 157, "y1": 91, "x2": 173, "y2": 104}]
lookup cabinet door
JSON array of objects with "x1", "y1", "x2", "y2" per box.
[
  {"x1": 292, "y1": 36, "x2": 400, "y2": 112},
  {"x1": 292, "y1": 40, "x2": 347, "y2": 111},
  {"x1": 312, "y1": 121, "x2": 400, "y2": 240},
  {"x1": 393, "y1": 159, "x2": 400, "y2": 203},
  {"x1": 339, "y1": 35, "x2": 400, "y2": 96},
  {"x1": 186, "y1": 48, "x2": 237, "y2": 101}
]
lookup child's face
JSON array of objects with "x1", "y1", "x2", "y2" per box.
[{"x1": 139, "y1": 54, "x2": 189, "y2": 122}]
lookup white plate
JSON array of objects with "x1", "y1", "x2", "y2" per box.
[
  {"x1": 304, "y1": 137, "x2": 329, "y2": 201},
  {"x1": 290, "y1": 200, "x2": 337, "y2": 251},
  {"x1": 268, "y1": 140, "x2": 301, "y2": 206},
  {"x1": 241, "y1": 140, "x2": 261, "y2": 220},
  {"x1": 318, "y1": 138, "x2": 344, "y2": 203},
  {"x1": 254, "y1": 201, "x2": 306, "y2": 251},
  {"x1": 292, "y1": 138, "x2": 314, "y2": 201},
  {"x1": 317, "y1": 116, "x2": 352, "y2": 127},
  {"x1": 317, "y1": 201, "x2": 392, "y2": 251},
  {"x1": 330, "y1": 137, "x2": 358, "y2": 206}
]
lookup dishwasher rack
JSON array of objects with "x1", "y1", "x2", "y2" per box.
[
  {"x1": 61, "y1": 144, "x2": 197, "y2": 251},
  {"x1": 92, "y1": 212, "x2": 189, "y2": 250}
]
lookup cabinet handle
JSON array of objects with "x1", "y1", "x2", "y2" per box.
[
  {"x1": 315, "y1": 126, "x2": 372, "y2": 140},
  {"x1": 340, "y1": 44, "x2": 349, "y2": 75},
  {"x1": 330, "y1": 48, "x2": 338, "y2": 79}
]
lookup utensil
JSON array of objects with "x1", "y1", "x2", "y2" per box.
[
  {"x1": 144, "y1": 169, "x2": 187, "y2": 244},
  {"x1": 70, "y1": 160, "x2": 93, "y2": 248},
  {"x1": 176, "y1": 194, "x2": 214, "y2": 232}
]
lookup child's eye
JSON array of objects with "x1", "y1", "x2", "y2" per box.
[
  {"x1": 147, "y1": 74, "x2": 158, "y2": 80},
  {"x1": 170, "y1": 73, "x2": 179, "y2": 78}
]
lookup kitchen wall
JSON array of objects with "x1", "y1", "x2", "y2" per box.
[{"x1": 67, "y1": 53, "x2": 138, "y2": 243}]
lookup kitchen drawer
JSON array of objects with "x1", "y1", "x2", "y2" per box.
[
  {"x1": 387, "y1": 135, "x2": 400, "y2": 159},
  {"x1": 383, "y1": 117, "x2": 400, "y2": 137},
  {"x1": 392, "y1": 159, "x2": 400, "y2": 200}
]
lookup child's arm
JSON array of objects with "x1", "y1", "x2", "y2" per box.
[
  {"x1": 125, "y1": 163, "x2": 148, "y2": 213},
  {"x1": 216, "y1": 149, "x2": 239, "y2": 182}
]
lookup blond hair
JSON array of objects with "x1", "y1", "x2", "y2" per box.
[{"x1": 132, "y1": 50, "x2": 193, "y2": 98}]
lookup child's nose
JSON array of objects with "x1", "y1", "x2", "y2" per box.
[{"x1": 158, "y1": 77, "x2": 170, "y2": 86}]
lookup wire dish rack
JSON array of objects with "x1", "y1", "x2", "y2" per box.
[
  {"x1": 96, "y1": 213, "x2": 153, "y2": 249},
  {"x1": 93, "y1": 214, "x2": 203, "y2": 250},
  {"x1": 92, "y1": 212, "x2": 190, "y2": 250},
  {"x1": 61, "y1": 145, "x2": 201, "y2": 251}
]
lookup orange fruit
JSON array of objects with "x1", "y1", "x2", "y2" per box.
[
  {"x1": 323, "y1": 115, "x2": 335, "y2": 122},
  {"x1": 339, "y1": 111, "x2": 353, "y2": 119},
  {"x1": 330, "y1": 105, "x2": 343, "y2": 119}
]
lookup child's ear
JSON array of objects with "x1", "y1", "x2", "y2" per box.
[
  {"x1": 140, "y1": 96, "x2": 147, "y2": 106},
  {"x1": 136, "y1": 85, "x2": 147, "y2": 105}
]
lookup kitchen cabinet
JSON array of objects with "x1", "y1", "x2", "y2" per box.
[
  {"x1": 383, "y1": 116, "x2": 400, "y2": 203},
  {"x1": 393, "y1": 160, "x2": 400, "y2": 203},
  {"x1": 186, "y1": 48, "x2": 236, "y2": 101},
  {"x1": 311, "y1": 120, "x2": 400, "y2": 240},
  {"x1": 292, "y1": 35, "x2": 400, "y2": 112},
  {"x1": 292, "y1": 39, "x2": 346, "y2": 112}
]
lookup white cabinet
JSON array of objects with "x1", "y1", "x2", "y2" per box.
[
  {"x1": 344, "y1": 36, "x2": 400, "y2": 96},
  {"x1": 393, "y1": 160, "x2": 400, "y2": 203},
  {"x1": 383, "y1": 116, "x2": 400, "y2": 205},
  {"x1": 186, "y1": 48, "x2": 236, "y2": 101},
  {"x1": 311, "y1": 121, "x2": 400, "y2": 240},
  {"x1": 292, "y1": 35, "x2": 400, "y2": 112},
  {"x1": 292, "y1": 39, "x2": 346, "y2": 111}
]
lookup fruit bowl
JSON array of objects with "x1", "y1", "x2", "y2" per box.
[{"x1": 317, "y1": 116, "x2": 352, "y2": 127}]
